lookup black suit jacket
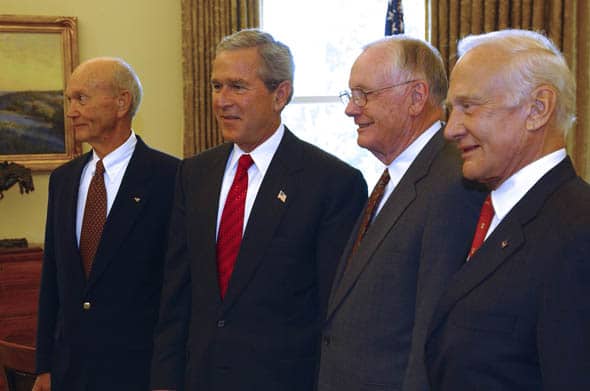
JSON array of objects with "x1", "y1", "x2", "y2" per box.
[
  {"x1": 151, "y1": 128, "x2": 367, "y2": 391},
  {"x1": 425, "y1": 157, "x2": 590, "y2": 390},
  {"x1": 36, "y1": 136, "x2": 179, "y2": 390},
  {"x1": 318, "y1": 130, "x2": 485, "y2": 391}
]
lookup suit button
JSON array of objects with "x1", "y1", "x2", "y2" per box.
[
  {"x1": 82, "y1": 301, "x2": 91, "y2": 310},
  {"x1": 323, "y1": 336, "x2": 330, "y2": 346},
  {"x1": 217, "y1": 320, "x2": 225, "y2": 328}
]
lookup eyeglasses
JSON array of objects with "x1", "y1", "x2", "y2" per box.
[{"x1": 339, "y1": 79, "x2": 418, "y2": 107}]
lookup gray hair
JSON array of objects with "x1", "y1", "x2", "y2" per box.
[
  {"x1": 216, "y1": 29, "x2": 295, "y2": 103},
  {"x1": 457, "y1": 29, "x2": 576, "y2": 134},
  {"x1": 108, "y1": 57, "x2": 143, "y2": 118},
  {"x1": 363, "y1": 35, "x2": 448, "y2": 107}
]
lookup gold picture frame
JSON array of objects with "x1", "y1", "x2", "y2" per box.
[{"x1": 0, "y1": 15, "x2": 80, "y2": 171}]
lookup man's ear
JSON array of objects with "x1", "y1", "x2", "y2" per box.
[
  {"x1": 116, "y1": 90, "x2": 132, "y2": 118},
  {"x1": 525, "y1": 85, "x2": 556, "y2": 131},
  {"x1": 273, "y1": 80, "x2": 292, "y2": 112},
  {"x1": 408, "y1": 80, "x2": 429, "y2": 116}
]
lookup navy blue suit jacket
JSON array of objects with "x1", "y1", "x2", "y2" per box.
[
  {"x1": 151, "y1": 128, "x2": 367, "y2": 391},
  {"x1": 36, "y1": 137, "x2": 179, "y2": 390},
  {"x1": 425, "y1": 157, "x2": 590, "y2": 390}
]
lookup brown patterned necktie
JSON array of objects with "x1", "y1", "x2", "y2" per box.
[
  {"x1": 79, "y1": 159, "x2": 107, "y2": 278},
  {"x1": 350, "y1": 168, "x2": 391, "y2": 256}
]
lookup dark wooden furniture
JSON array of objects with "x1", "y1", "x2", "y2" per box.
[
  {"x1": 0, "y1": 246, "x2": 43, "y2": 391},
  {"x1": 0, "y1": 339, "x2": 35, "y2": 391}
]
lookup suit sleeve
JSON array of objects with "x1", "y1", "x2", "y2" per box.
[
  {"x1": 151, "y1": 161, "x2": 192, "y2": 389},
  {"x1": 538, "y1": 232, "x2": 590, "y2": 389},
  {"x1": 314, "y1": 167, "x2": 367, "y2": 318},
  {"x1": 36, "y1": 172, "x2": 60, "y2": 374}
]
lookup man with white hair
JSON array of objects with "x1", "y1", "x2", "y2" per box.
[
  {"x1": 425, "y1": 29, "x2": 590, "y2": 390},
  {"x1": 34, "y1": 57, "x2": 179, "y2": 390}
]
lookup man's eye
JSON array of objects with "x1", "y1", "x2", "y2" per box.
[
  {"x1": 211, "y1": 83, "x2": 222, "y2": 91},
  {"x1": 463, "y1": 103, "x2": 478, "y2": 114},
  {"x1": 79, "y1": 95, "x2": 89, "y2": 104},
  {"x1": 231, "y1": 84, "x2": 247, "y2": 92}
]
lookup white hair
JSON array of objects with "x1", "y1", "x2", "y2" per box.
[{"x1": 457, "y1": 29, "x2": 576, "y2": 134}]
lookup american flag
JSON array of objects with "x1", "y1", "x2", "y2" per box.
[{"x1": 385, "y1": 0, "x2": 404, "y2": 35}]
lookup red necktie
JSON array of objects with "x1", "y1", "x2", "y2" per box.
[
  {"x1": 467, "y1": 194, "x2": 494, "y2": 260},
  {"x1": 79, "y1": 159, "x2": 107, "y2": 277},
  {"x1": 350, "y1": 169, "x2": 390, "y2": 256},
  {"x1": 216, "y1": 154, "x2": 254, "y2": 298}
]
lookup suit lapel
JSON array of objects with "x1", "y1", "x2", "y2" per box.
[
  {"x1": 427, "y1": 158, "x2": 577, "y2": 338},
  {"x1": 327, "y1": 130, "x2": 447, "y2": 318},
  {"x1": 85, "y1": 137, "x2": 152, "y2": 290},
  {"x1": 220, "y1": 129, "x2": 301, "y2": 313},
  {"x1": 65, "y1": 153, "x2": 92, "y2": 283}
]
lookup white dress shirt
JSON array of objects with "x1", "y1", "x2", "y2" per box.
[
  {"x1": 374, "y1": 121, "x2": 442, "y2": 217},
  {"x1": 486, "y1": 148, "x2": 567, "y2": 239},
  {"x1": 76, "y1": 131, "x2": 137, "y2": 245},
  {"x1": 216, "y1": 124, "x2": 285, "y2": 238}
]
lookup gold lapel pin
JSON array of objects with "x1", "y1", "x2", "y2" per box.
[
  {"x1": 133, "y1": 196, "x2": 141, "y2": 203},
  {"x1": 501, "y1": 240, "x2": 509, "y2": 248},
  {"x1": 277, "y1": 190, "x2": 287, "y2": 203}
]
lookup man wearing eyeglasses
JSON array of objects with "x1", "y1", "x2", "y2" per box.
[{"x1": 317, "y1": 36, "x2": 484, "y2": 391}]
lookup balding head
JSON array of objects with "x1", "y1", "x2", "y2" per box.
[
  {"x1": 72, "y1": 57, "x2": 143, "y2": 118},
  {"x1": 66, "y1": 57, "x2": 143, "y2": 157}
]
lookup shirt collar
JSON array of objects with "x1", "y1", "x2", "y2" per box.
[
  {"x1": 90, "y1": 130, "x2": 137, "y2": 180},
  {"x1": 228, "y1": 124, "x2": 285, "y2": 173},
  {"x1": 386, "y1": 120, "x2": 441, "y2": 178},
  {"x1": 491, "y1": 148, "x2": 567, "y2": 221}
]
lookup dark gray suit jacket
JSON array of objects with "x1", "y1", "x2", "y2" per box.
[
  {"x1": 318, "y1": 129, "x2": 484, "y2": 391},
  {"x1": 425, "y1": 157, "x2": 590, "y2": 390},
  {"x1": 151, "y1": 128, "x2": 367, "y2": 391},
  {"x1": 36, "y1": 136, "x2": 179, "y2": 390}
]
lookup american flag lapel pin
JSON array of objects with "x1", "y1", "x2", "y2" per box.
[
  {"x1": 133, "y1": 196, "x2": 141, "y2": 203},
  {"x1": 277, "y1": 190, "x2": 287, "y2": 203}
]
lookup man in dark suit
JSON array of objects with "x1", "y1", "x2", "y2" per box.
[
  {"x1": 317, "y1": 36, "x2": 484, "y2": 391},
  {"x1": 33, "y1": 57, "x2": 179, "y2": 391},
  {"x1": 426, "y1": 29, "x2": 590, "y2": 390},
  {"x1": 150, "y1": 29, "x2": 367, "y2": 391}
]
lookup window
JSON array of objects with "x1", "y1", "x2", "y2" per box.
[{"x1": 262, "y1": 1, "x2": 425, "y2": 187}]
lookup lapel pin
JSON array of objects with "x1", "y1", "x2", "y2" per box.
[
  {"x1": 133, "y1": 196, "x2": 141, "y2": 203},
  {"x1": 501, "y1": 240, "x2": 509, "y2": 249},
  {"x1": 277, "y1": 190, "x2": 287, "y2": 203}
]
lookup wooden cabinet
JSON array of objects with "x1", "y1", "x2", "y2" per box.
[{"x1": 0, "y1": 246, "x2": 42, "y2": 391}]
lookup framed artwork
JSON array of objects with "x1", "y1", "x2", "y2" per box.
[{"x1": 0, "y1": 15, "x2": 80, "y2": 171}]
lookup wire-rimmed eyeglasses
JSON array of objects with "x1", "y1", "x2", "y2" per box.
[{"x1": 339, "y1": 79, "x2": 418, "y2": 107}]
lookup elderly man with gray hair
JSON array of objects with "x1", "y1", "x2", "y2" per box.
[
  {"x1": 426, "y1": 29, "x2": 590, "y2": 390},
  {"x1": 318, "y1": 35, "x2": 484, "y2": 391},
  {"x1": 34, "y1": 57, "x2": 179, "y2": 390}
]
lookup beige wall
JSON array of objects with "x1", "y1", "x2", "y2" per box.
[{"x1": 0, "y1": 0, "x2": 183, "y2": 244}]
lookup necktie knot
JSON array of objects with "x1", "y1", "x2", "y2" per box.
[
  {"x1": 238, "y1": 154, "x2": 254, "y2": 172},
  {"x1": 374, "y1": 169, "x2": 390, "y2": 194},
  {"x1": 95, "y1": 159, "x2": 105, "y2": 176}
]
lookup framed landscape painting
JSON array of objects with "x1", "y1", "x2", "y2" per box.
[{"x1": 0, "y1": 15, "x2": 80, "y2": 171}]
